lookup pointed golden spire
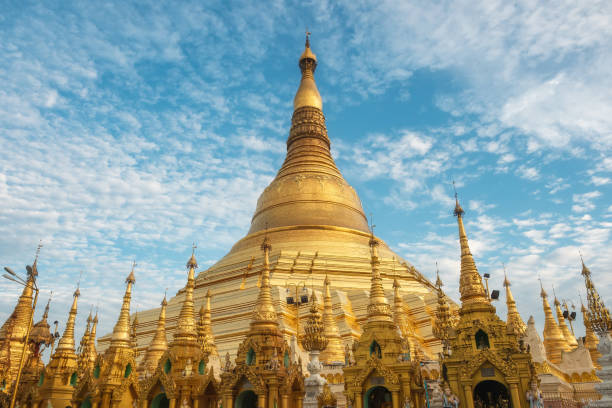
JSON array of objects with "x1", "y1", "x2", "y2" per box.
[
  {"x1": 539, "y1": 279, "x2": 571, "y2": 364},
  {"x1": 87, "y1": 311, "x2": 98, "y2": 366},
  {"x1": 198, "y1": 289, "x2": 218, "y2": 355},
  {"x1": 393, "y1": 278, "x2": 421, "y2": 358},
  {"x1": 251, "y1": 236, "x2": 279, "y2": 327},
  {"x1": 294, "y1": 30, "x2": 322, "y2": 111},
  {"x1": 503, "y1": 266, "x2": 526, "y2": 336},
  {"x1": 110, "y1": 263, "x2": 136, "y2": 348},
  {"x1": 319, "y1": 275, "x2": 344, "y2": 363},
  {"x1": 432, "y1": 265, "x2": 453, "y2": 351},
  {"x1": 580, "y1": 255, "x2": 611, "y2": 335},
  {"x1": 552, "y1": 287, "x2": 577, "y2": 348},
  {"x1": 302, "y1": 291, "x2": 328, "y2": 352},
  {"x1": 366, "y1": 235, "x2": 392, "y2": 323},
  {"x1": 77, "y1": 311, "x2": 92, "y2": 371},
  {"x1": 175, "y1": 245, "x2": 198, "y2": 342},
  {"x1": 453, "y1": 190, "x2": 489, "y2": 308},
  {"x1": 580, "y1": 295, "x2": 601, "y2": 369},
  {"x1": 141, "y1": 295, "x2": 168, "y2": 375},
  {"x1": 55, "y1": 286, "x2": 80, "y2": 354}
]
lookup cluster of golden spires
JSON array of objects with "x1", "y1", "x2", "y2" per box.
[{"x1": 1, "y1": 34, "x2": 608, "y2": 408}]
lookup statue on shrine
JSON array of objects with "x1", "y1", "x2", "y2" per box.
[
  {"x1": 442, "y1": 382, "x2": 459, "y2": 408},
  {"x1": 526, "y1": 380, "x2": 543, "y2": 408}
]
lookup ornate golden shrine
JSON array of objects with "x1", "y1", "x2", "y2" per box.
[
  {"x1": 439, "y1": 197, "x2": 533, "y2": 408},
  {"x1": 37, "y1": 287, "x2": 81, "y2": 408},
  {"x1": 343, "y1": 237, "x2": 424, "y2": 408},
  {"x1": 139, "y1": 251, "x2": 220, "y2": 408},
  {"x1": 72, "y1": 267, "x2": 139, "y2": 408},
  {"x1": 220, "y1": 237, "x2": 305, "y2": 408}
]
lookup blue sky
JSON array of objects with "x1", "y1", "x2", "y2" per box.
[{"x1": 1, "y1": 1, "x2": 611, "y2": 349}]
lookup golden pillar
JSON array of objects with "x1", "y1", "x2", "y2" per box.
[
  {"x1": 391, "y1": 391, "x2": 399, "y2": 408},
  {"x1": 281, "y1": 394, "x2": 288, "y2": 408},
  {"x1": 169, "y1": 399, "x2": 176, "y2": 408},
  {"x1": 355, "y1": 393, "x2": 362, "y2": 408},
  {"x1": 509, "y1": 383, "x2": 521, "y2": 408},
  {"x1": 463, "y1": 384, "x2": 474, "y2": 408},
  {"x1": 268, "y1": 387, "x2": 277, "y2": 408}
]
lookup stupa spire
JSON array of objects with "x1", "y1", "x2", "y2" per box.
[
  {"x1": 55, "y1": 286, "x2": 80, "y2": 353},
  {"x1": 580, "y1": 255, "x2": 611, "y2": 335},
  {"x1": 581, "y1": 295, "x2": 601, "y2": 369},
  {"x1": 110, "y1": 263, "x2": 136, "y2": 348},
  {"x1": 175, "y1": 245, "x2": 198, "y2": 342},
  {"x1": 294, "y1": 30, "x2": 322, "y2": 111},
  {"x1": 87, "y1": 311, "x2": 98, "y2": 366},
  {"x1": 552, "y1": 286, "x2": 577, "y2": 348},
  {"x1": 453, "y1": 190, "x2": 489, "y2": 307},
  {"x1": 319, "y1": 275, "x2": 344, "y2": 363},
  {"x1": 432, "y1": 266, "x2": 453, "y2": 354},
  {"x1": 539, "y1": 279, "x2": 571, "y2": 364},
  {"x1": 247, "y1": 35, "x2": 369, "y2": 234},
  {"x1": 77, "y1": 311, "x2": 93, "y2": 372},
  {"x1": 503, "y1": 267, "x2": 526, "y2": 336},
  {"x1": 251, "y1": 236, "x2": 279, "y2": 328},
  {"x1": 198, "y1": 289, "x2": 218, "y2": 355},
  {"x1": 141, "y1": 295, "x2": 168, "y2": 376},
  {"x1": 366, "y1": 235, "x2": 392, "y2": 323}
]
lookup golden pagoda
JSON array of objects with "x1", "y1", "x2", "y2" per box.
[
  {"x1": 73, "y1": 266, "x2": 139, "y2": 408},
  {"x1": 78, "y1": 312, "x2": 95, "y2": 376},
  {"x1": 198, "y1": 290, "x2": 218, "y2": 357},
  {"x1": 581, "y1": 299, "x2": 601, "y2": 370},
  {"x1": 220, "y1": 237, "x2": 305, "y2": 408},
  {"x1": 118, "y1": 34, "x2": 441, "y2": 363},
  {"x1": 17, "y1": 297, "x2": 55, "y2": 408},
  {"x1": 431, "y1": 268, "x2": 456, "y2": 358},
  {"x1": 342, "y1": 236, "x2": 423, "y2": 408},
  {"x1": 0, "y1": 256, "x2": 38, "y2": 391},
  {"x1": 319, "y1": 275, "x2": 344, "y2": 365},
  {"x1": 140, "y1": 250, "x2": 219, "y2": 408},
  {"x1": 139, "y1": 295, "x2": 168, "y2": 377},
  {"x1": 440, "y1": 196, "x2": 532, "y2": 408},
  {"x1": 503, "y1": 269, "x2": 526, "y2": 337},
  {"x1": 37, "y1": 286, "x2": 81, "y2": 408},
  {"x1": 392, "y1": 278, "x2": 428, "y2": 360},
  {"x1": 539, "y1": 281, "x2": 572, "y2": 364}
]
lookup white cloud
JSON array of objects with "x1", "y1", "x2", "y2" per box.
[
  {"x1": 572, "y1": 191, "x2": 602, "y2": 213},
  {"x1": 516, "y1": 165, "x2": 540, "y2": 181}
]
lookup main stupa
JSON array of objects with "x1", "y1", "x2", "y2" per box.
[{"x1": 99, "y1": 37, "x2": 443, "y2": 362}]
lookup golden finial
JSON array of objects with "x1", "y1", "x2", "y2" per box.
[
  {"x1": 435, "y1": 262, "x2": 443, "y2": 289},
  {"x1": 295, "y1": 30, "x2": 321, "y2": 110},
  {"x1": 539, "y1": 276, "x2": 547, "y2": 298},
  {"x1": 187, "y1": 243, "x2": 198, "y2": 269},
  {"x1": 126, "y1": 261, "x2": 136, "y2": 284},
  {"x1": 452, "y1": 180, "x2": 464, "y2": 217}
]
